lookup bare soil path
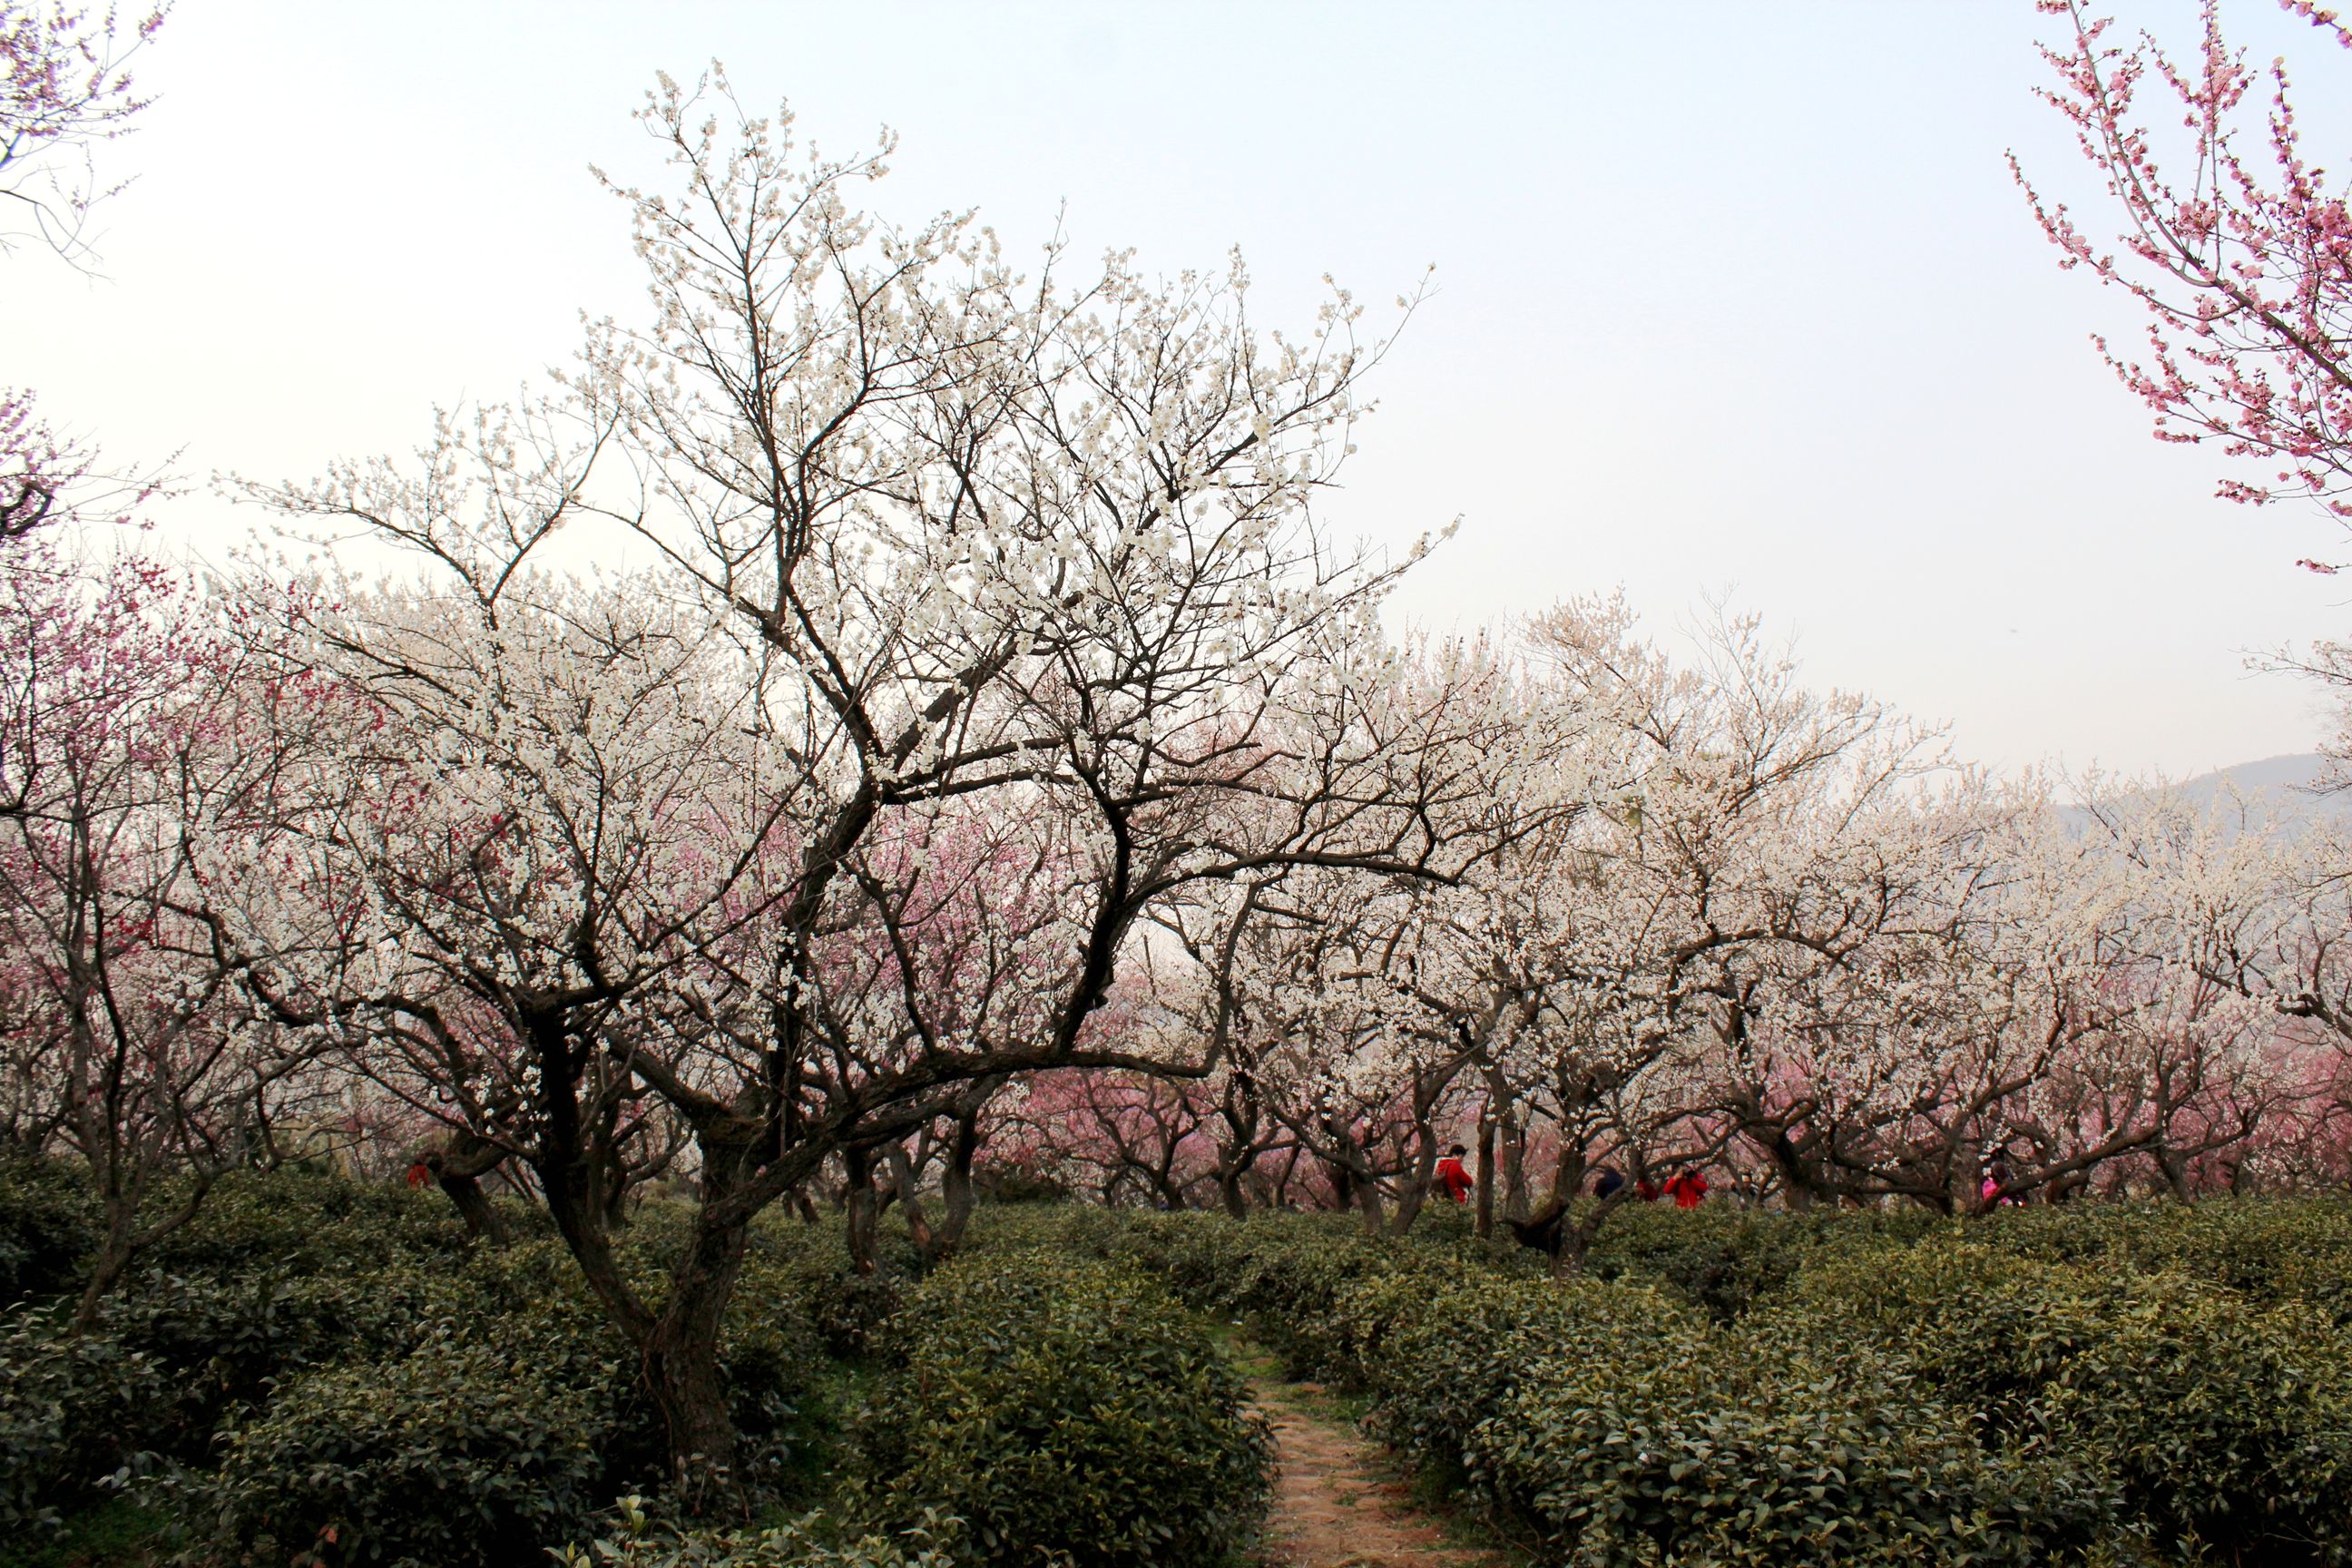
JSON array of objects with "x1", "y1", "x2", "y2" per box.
[{"x1": 1250, "y1": 1377, "x2": 1505, "y2": 1568}]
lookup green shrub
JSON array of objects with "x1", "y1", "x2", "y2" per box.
[
  {"x1": 205, "y1": 1324, "x2": 613, "y2": 1568},
  {"x1": 88, "y1": 1262, "x2": 478, "y2": 1464},
  {"x1": 0, "y1": 1161, "x2": 93, "y2": 1309},
  {"x1": 1783, "y1": 1240, "x2": 2352, "y2": 1564},
  {"x1": 0, "y1": 1177, "x2": 540, "y2": 1536},
  {"x1": 50, "y1": 1236, "x2": 591, "y2": 1485},
  {"x1": 734, "y1": 1222, "x2": 903, "y2": 1361},
  {"x1": 557, "y1": 1496, "x2": 957, "y2": 1568},
  {"x1": 1773, "y1": 1240, "x2": 2102, "y2": 1446},
  {"x1": 1026, "y1": 1209, "x2": 2129, "y2": 1566},
  {"x1": 1348, "y1": 1264, "x2": 1693, "y2": 1470},
  {"x1": 1044, "y1": 1208, "x2": 1453, "y2": 1381},
  {"x1": 2045, "y1": 1274, "x2": 2352, "y2": 1566},
  {"x1": 146, "y1": 1170, "x2": 476, "y2": 1280},
  {"x1": 1980, "y1": 1197, "x2": 2352, "y2": 1325},
  {"x1": 848, "y1": 1250, "x2": 1269, "y2": 1568},
  {"x1": 0, "y1": 1308, "x2": 166, "y2": 1529},
  {"x1": 1268, "y1": 1236, "x2": 2118, "y2": 1566},
  {"x1": 1477, "y1": 1322, "x2": 2117, "y2": 1566},
  {"x1": 1582, "y1": 1201, "x2": 1933, "y2": 1321},
  {"x1": 0, "y1": 1170, "x2": 855, "y2": 1549}
]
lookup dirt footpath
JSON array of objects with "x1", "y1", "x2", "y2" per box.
[{"x1": 1250, "y1": 1378, "x2": 1504, "y2": 1568}]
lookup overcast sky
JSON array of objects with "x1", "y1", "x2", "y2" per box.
[{"x1": 11, "y1": 0, "x2": 2349, "y2": 779}]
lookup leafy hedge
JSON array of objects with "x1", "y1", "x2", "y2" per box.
[
  {"x1": 0, "y1": 1159, "x2": 95, "y2": 1309},
  {"x1": 0, "y1": 1307, "x2": 168, "y2": 1529},
  {"x1": 979, "y1": 1203, "x2": 2352, "y2": 1567},
  {"x1": 558, "y1": 1495, "x2": 956, "y2": 1568},
  {"x1": 1783, "y1": 1242, "x2": 2352, "y2": 1566},
  {"x1": 848, "y1": 1249, "x2": 1269, "y2": 1568},
  {"x1": 204, "y1": 1325, "x2": 614, "y2": 1568},
  {"x1": 1579, "y1": 1200, "x2": 1938, "y2": 1321},
  {"x1": 1974, "y1": 1198, "x2": 2352, "y2": 1326},
  {"x1": 13, "y1": 1165, "x2": 2352, "y2": 1568},
  {"x1": 0, "y1": 1175, "x2": 851, "y2": 1559}
]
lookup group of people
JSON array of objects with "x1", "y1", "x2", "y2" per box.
[
  {"x1": 1430, "y1": 1143, "x2": 2023, "y2": 1212},
  {"x1": 1592, "y1": 1163, "x2": 1709, "y2": 1208},
  {"x1": 1429, "y1": 1146, "x2": 1712, "y2": 1209}
]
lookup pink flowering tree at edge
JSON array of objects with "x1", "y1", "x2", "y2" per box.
[
  {"x1": 0, "y1": 542, "x2": 334, "y2": 1325},
  {"x1": 2017, "y1": 1, "x2": 2352, "y2": 556}
]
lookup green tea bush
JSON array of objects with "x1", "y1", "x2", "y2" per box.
[
  {"x1": 87, "y1": 1263, "x2": 477, "y2": 1464},
  {"x1": 1345, "y1": 1263, "x2": 1693, "y2": 1469},
  {"x1": 0, "y1": 1307, "x2": 166, "y2": 1528},
  {"x1": 1779, "y1": 1238, "x2": 2352, "y2": 1564},
  {"x1": 43, "y1": 1235, "x2": 589, "y2": 1489},
  {"x1": 1211, "y1": 1224, "x2": 2112, "y2": 1564},
  {"x1": 1582, "y1": 1201, "x2": 1934, "y2": 1321},
  {"x1": 0, "y1": 1164, "x2": 517, "y2": 1515},
  {"x1": 1979, "y1": 1197, "x2": 2352, "y2": 1325},
  {"x1": 0, "y1": 1159, "x2": 93, "y2": 1308},
  {"x1": 558, "y1": 1496, "x2": 957, "y2": 1568},
  {"x1": 1473, "y1": 1328, "x2": 2116, "y2": 1566},
  {"x1": 205, "y1": 1324, "x2": 614, "y2": 1568},
  {"x1": 2041, "y1": 1276, "x2": 2352, "y2": 1565},
  {"x1": 1033, "y1": 1210, "x2": 2126, "y2": 1566},
  {"x1": 1020, "y1": 1206, "x2": 1477, "y2": 1381},
  {"x1": 848, "y1": 1250, "x2": 1269, "y2": 1568},
  {"x1": 1774, "y1": 1240, "x2": 2100, "y2": 1445},
  {"x1": 17, "y1": 1163, "x2": 2352, "y2": 1568},
  {"x1": 731, "y1": 1216, "x2": 904, "y2": 1359},
  {"x1": 145, "y1": 1170, "x2": 476, "y2": 1281}
]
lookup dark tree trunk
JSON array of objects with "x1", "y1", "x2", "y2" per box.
[
  {"x1": 1219, "y1": 1163, "x2": 1251, "y2": 1219},
  {"x1": 2155, "y1": 1142, "x2": 2195, "y2": 1201},
  {"x1": 1499, "y1": 1103, "x2": 1530, "y2": 1222},
  {"x1": 522, "y1": 1008, "x2": 757, "y2": 1513},
  {"x1": 1745, "y1": 1117, "x2": 1827, "y2": 1210},
  {"x1": 1475, "y1": 1108, "x2": 1497, "y2": 1239},
  {"x1": 426, "y1": 1130, "x2": 511, "y2": 1247},
  {"x1": 71, "y1": 1220, "x2": 135, "y2": 1332},
  {"x1": 935, "y1": 1108, "x2": 981, "y2": 1255},
  {"x1": 436, "y1": 1167, "x2": 508, "y2": 1246},
  {"x1": 882, "y1": 1142, "x2": 940, "y2": 1262},
  {"x1": 1389, "y1": 1125, "x2": 1440, "y2": 1237},
  {"x1": 638, "y1": 1212, "x2": 750, "y2": 1511},
  {"x1": 843, "y1": 1147, "x2": 883, "y2": 1276}
]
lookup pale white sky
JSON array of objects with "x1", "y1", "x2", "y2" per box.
[{"x1": 10, "y1": 0, "x2": 2348, "y2": 777}]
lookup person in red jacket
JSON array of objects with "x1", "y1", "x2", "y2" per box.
[
  {"x1": 1664, "y1": 1166, "x2": 1709, "y2": 1209},
  {"x1": 1434, "y1": 1143, "x2": 1474, "y2": 1203}
]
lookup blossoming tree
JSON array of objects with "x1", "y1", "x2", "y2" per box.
[{"x1": 221, "y1": 73, "x2": 1496, "y2": 1499}]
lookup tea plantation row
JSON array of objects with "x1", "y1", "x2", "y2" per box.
[
  {"x1": 1025, "y1": 1200, "x2": 2352, "y2": 1566},
  {"x1": 0, "y1": 1165, "x2": 1259, "y2": 1568},
  {"x1": 8, "y1": 1160, "x2": 2352, "y2": 1567}
]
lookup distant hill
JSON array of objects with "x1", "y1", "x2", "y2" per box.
[
  {"x1": 2066, "y1": 752, "x2": 2352, "y2": 833},
  {"x1": 2177, "y1": 752, "x2": 2344, "y2": 803}
]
